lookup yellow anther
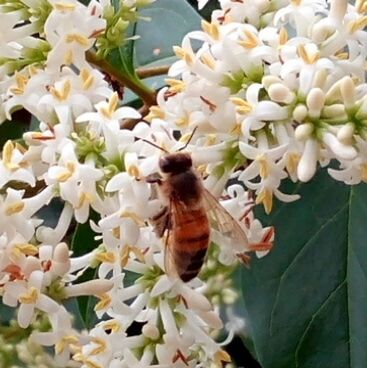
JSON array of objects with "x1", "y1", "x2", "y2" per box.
[
  {"x1": 230, "y1": 97, "x2": 252, "y2": 114},
  {"x1": 146, "y1": 106, "x2": 165, "y2": 122},
  {"x1": 76, "y1": 192, "x2": 94, "y2": 209},
  {"x1": 356, "y1": 0, "x2": 367, "y2": 14},
  {"x1": 165, "y1": 79, "x2": 186, "y2": 93},
  {"x1": 286, "y1": 153, "x2": 300, "y2": 175},
  {"x1": 5, "y1": 201, "x2": 25, "y2": 216},
  {"x1": 238, "y1": 30, "x2": 259, "y2": 49},
  {"x1": 66, "y1": 33, "x2": 90, "y2": 46},
  {"x1": 80, "y1": 69, "x2": 94, "y2": 90},
  {"x1": 56, "y1": 335, "x2": 79, "y2": 355},
  {"x1": 256, "y1": 189, "x2": 273, "y2": 214},
  {"x1": 279, "y1": 27, "x2": 288, "y2": 46},
  {"x1": 298, "y1": 44, "x2": 320, "y2": 64},
  {"x1": 65, "y1": 49, "x2": 73, "y2": 65},
  {"x1": 90, "y1": 337, "x2": 107, "y2": 356},
  {"x1": 9, "y1": 72, "x2": 29, "y2": 95},
  {"x1": 200, "y1": 53, "x2": 216, "y2": 70},
  {"x1": 127, "y1": 165, "x2": 140, "y2": 178},
  {"x1": 201, "y1": 20, "x2": 220, "y2": 40},
  {"x1": 291, "y1": 0, "x2": 302, "y2": 5},
  {"x1": 120, "y1": 246, "x2": 130, "y2": 268},
  {"x1": 19, "y1": 287, "x2": 38, "y2": 304},
  {"x1": 102, "y1": 320, "x2": 121, "y2": 333},
  {"x1": 57, "y1": 162, "x2": 76, "y2": 182},
  {"x1": 54, "y1": 2, "x2": 77, "y2": 11},
  {"x1": 13, "y1": 243, "x2": 39, "y2": 257},
  {"x1": 348, "y1": 15, "x2": 367, "y2": 33},
  {"x1": 214, "y1": 349, "x2": 231, "y2": 364},
  {"x1": 173, "y1": 46, "x2": 194, "y2": 65},
  {"x1": 50, "y1": 80, "x2": 72, "y2": 101},
  {"x1": 94, "y1": 293, "x2": 112, "y2": 311},
  {"x1": 3, "y1": 140, "x2": 19, "y2": 170},
  {"x1": 175, "y1": 116, "x2": 189, "y2": 127},
  {"x1": 100, "y1": 92, "x2": 119, "y2": 119},
  {"x1": 256, "y1": 154, "x2": 270, "y2": 179},
  {"x1": 95, "y1": 251, "x2": 117, "y2": 264},
  {"x1": 85, "y1": 360, "x2": 103, "y2": 368}
]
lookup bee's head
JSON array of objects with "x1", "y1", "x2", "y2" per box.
[{"x1": 159, "y1": 152, "x2": 192, "y2": 174}]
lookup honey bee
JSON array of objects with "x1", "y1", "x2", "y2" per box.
[{"x1": 147, "y1": 150, "x2": 268, "y2": 282}]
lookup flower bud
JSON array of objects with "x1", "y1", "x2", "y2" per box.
[
  {"x1": 142, "y1": 323, "x2": 160, "y2": 340},
  {"x1": 268, "y1": 83, "x2": 295, "y2": 104},
  {"x1": 262, "y1": 76, "x2": 281, "y2": 89},
  {"x1": 340, "y1": 76, "x2": 356, "y2": 109},
  {"x1": 322, "y1": 104, "x2": 346, "y2": 118},
  {"x1": 337, "y1": 123, "x2": 355, "y2": 144},
  {"x1": 293, "y1": 104, "x2": 308, "y2": 122},
  {"x1": 295, "y1": 123, "x2": 314, "y2": 141},
  {"x1": 306, "y1": 88, "x2": 325, "y2": 118}
]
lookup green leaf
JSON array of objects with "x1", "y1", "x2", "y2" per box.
[
  {"x1": 240, "y1": 168, "x2": 367, "y2": 368},
  {"x1": 121, "y1": 0, "x2": 202, "y2": 103},
  {"x1": 71, "y1": 212, "x2": 101, "y2": 329},
  {"x1": 135, "y1": 0, "x2": 202, "y2": 67}
]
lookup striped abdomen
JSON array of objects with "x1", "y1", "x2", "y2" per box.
[{"x1": 171, "y1": 206, "x2": 210, "y2": 282}]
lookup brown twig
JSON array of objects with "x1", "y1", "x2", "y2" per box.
[
  {"x1": 86, "y1": 51, "x2": 157, "y2": 107},
  {"x1": 121, "y1": 104, "x2": 151, "y2": 130},
  {"x1": 136, "y1": 65, "x2": 170, "y2": 79}
]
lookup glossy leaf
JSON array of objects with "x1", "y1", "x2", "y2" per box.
[{"x1": 241, "y1": 169, "x2": 367, "y2": 368}]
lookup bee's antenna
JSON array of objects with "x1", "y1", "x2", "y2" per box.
[
  {"x1": 178, "y1": 126, "x2": 198, "y2": 151},
  {"x1": 135, "y1": 137, "x2": 169, "y2": 153}
]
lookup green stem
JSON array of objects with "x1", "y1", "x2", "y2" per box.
[{"x1": 86, "y1": 51, "x2": 157, "y2": 107}]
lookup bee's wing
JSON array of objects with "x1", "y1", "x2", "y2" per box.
[{"x1": 202, "y1": 188, "x2": 250, "y2": 250}]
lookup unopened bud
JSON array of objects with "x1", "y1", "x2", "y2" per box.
[
  {"x1": 268, "y1": 83, "x2": 295, "y2": 104},
  {"x1": 337, "y1": 123, "x2": 355, "y2": 144},
  {"x1": 295, "y1": 123, "x2": 314, "y2": 141},
  {"x1": 340, "y1": 76, "x2": 356, "y2": 109},
  {"x1": 306, "y1": 88, "x2": 325, "y2": 118},
  {"x1": 293, "y1": 104, "x2": 308, "y2": 122}
]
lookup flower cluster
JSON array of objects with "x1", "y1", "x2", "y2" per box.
[
  {"x1": 158, "y1": 0, "x2": 367, "y2": 214},
  {"x1": 0, "y1": 0, "x2": 274, "y2": 367}
]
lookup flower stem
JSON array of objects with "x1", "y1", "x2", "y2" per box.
[{"x1": 86, "y1": 51, "x2": 157, "y2": 107}]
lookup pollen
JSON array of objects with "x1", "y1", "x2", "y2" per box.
[
  {"x1": 127, "y1": 165, "x2": 140, "y2": 178},
  {"x1": 238, "y1": 30, "x2": 259, "y2": 49},
  {"x1": 256, "y1": 154, "x2": 270, "y2": 179},
  {"x1": 65, "y1": 49, "x2": 73, "y2": 65},
  {"x1": 56, "y1": 335, "x2": 79, "y2": 354},
  {"x1": 256, "y1": 188, "x2": 273, "y2": 214},
  {"x1": 356, "y1": 0, "x2": 367, "y2": 14},
  {"x1": 80, "y1": 69, "x2": 94, "y2": 90},
  {"x1": 94, "y1": 293, "x2": 111, "y2": 311},
  {"x1": 173, "y1": 46, "x2": 194, "y2": 65},
  {"x1": 57, "y1": 162, "x2": 76, "y2": 182},
  {"x1": 279, "y1": 27, "x2": 288, "y2": 46},
  {"x1": 286, "y1": 153, "x2": 300, "y2": 175},
  {"x1": 95, "y1": 251, "x2": 117, "y2": 264},
  {"x1": 298, "y1": 44, "x2": 320, "y2": 64},
  {"x1": 54, "y1": 2, "x2": 77, "y2": 12},
  {"x1": 90, "y1": 337, "x2": 107, "y2": 355},
  {"x1": 3, "y1": 140, "x2": 19, "y2": 171},
  {"x1": 76, "y1": 192, "x2": 94, "y2": 208},
  {"x1": 201, "y1": 20, "x2": 220, "y2": 40},
  {"x1": 102, "y1": 320, "x2": 121, "y2": 333},
  {"x1": 9, "y1": 72, "x2": 29, "y2": 95},
  {"x1": 100, "y1": 92, "x2": 119, "y2": 119},
  {"x1": 230, "y1": 97, "x2": 252, "y2": 114},
  {"x1": 66, "y1": 33, "x2": 90, "y2": 46},
  {"x1": 214, "y1": 349, "x2": 232, "y2": 364},
  {"x1": 50, "y1": 80, "x2": 72, "y2": 101},
  {"x1": 200, "y1": 53, "x2": 216, "y2": 70},
  {"x1": 19, "y1": 287, "x2": 38, "y2": 304},
  {"x1": 5, "y1": 201, "x2": 25, "y2": 216},
  {"x1": 165, "y1": 79, "x2": 186, "y2": 93},
  {"x1": 13, "y1": 243, "x2": 39, "y2": 258},
  {"x1": 348, "y1": 16, "x2": 367, "y2": 33}
]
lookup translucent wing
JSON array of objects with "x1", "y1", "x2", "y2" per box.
[{"x1": 202, "y1": 188, "x2": 250, "y2": 250}]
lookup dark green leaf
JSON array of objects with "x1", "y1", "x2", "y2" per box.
[
  {"x1": 71, "y1": 211, "x2": 101, "y2": 329},
  {"x1": 135, "y1": 0, "x2": 202, "y2": 67},
  {"x1": 241, "y1": 168, "x2": 367, "y2": 368}
]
